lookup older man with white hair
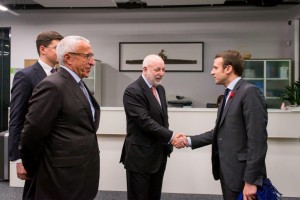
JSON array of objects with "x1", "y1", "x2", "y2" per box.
[{"x1": 20, "y1": 35, "x2": 100, "y2": 200}]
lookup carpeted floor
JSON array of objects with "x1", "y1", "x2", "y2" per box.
[{"x1": 1, "y1": 181, "x2": 299, "y2": 200}]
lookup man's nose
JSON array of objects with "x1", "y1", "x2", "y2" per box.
[{"x1": 89, "y1": 58, "x2": 95, "y2": 65}]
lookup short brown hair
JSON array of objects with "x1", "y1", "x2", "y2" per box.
[
  {"x1": 215, "y1": 50, "x2": 244, "y2": 76},
  {"x1": 36, "y1": 31, "x2": 63, "y2": 55}
]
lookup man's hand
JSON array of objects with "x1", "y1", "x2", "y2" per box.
[
  {"x1": 171, "y1": 133, "x2": 188, "y2": 148},
  {"x1": 243, "y1": 182, "x2": 257, "y2": 200},
  {"x1": 16, "y1": 162, "x2": 29, "y2": 180}
]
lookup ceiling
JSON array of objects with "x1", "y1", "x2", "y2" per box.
[{"x1": 1, "y1": 0, "x2": 300, "y2": 10}]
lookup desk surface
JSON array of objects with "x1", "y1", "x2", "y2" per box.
[{"x1": 98, "y1": 107, "x2": 300, "y2": 138}]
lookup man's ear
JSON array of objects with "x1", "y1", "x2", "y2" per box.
[
  {"x1": 39, "y1": 45, "x2": 46, "y2": 56},
  {"x1": 142, "y1": 66, "x2": 147, "y2": 74},
  {"x1": 226, "y1": 65, "x2": 233, "y2": 74},
  {"x1": 64, "y1": 54, "x2": 72, "y2": 65}
]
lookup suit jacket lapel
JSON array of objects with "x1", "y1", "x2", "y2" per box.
[
  {"x1": 148, "y1": 86, "x2": 163, "y2": 115},
  {"x1": 219, "y1": 79, "x2": 243, "y2": 127},
  {"x1": 33, "y1": 63, "x2": 47, "y2": 81},
  {"x1": 59, "y1": 68, "x2": 95, "y2": 127},
  {"x1": 92, "y1": 96, "x2": 100, "y2": 130},
  {"x1": 82, "y1": 80, "x2": 101, "y2": 130},
  {"x1": 156, "y1": 86, "x2": 168, "y2": 116},
  {"x1": 138, "y1": 76, "x2": 164, "y2": 117}
]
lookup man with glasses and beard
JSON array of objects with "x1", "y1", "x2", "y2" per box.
[{"x1": 120, "y1": 54, "x2": 186, "y2": 200}]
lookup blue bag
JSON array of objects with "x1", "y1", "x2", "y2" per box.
[{"x1": 237, "y1": 178, "x2": 282, "y2": 200}]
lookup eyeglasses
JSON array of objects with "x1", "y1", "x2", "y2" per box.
[{"x1": 68, "y1": 52, "x2": 94, "y2": 60}]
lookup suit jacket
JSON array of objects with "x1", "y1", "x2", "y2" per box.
[
  {"x1": 20, "y1": 67, "x2": 101, "y2": 200},
  {"x1": 9, "y1": 62, "x2": 47, "y2": 161},
  {"x1": 120, "y1": 76, "x2": 173, "y2": 173},
  {"x1": 190, "y1": 79, "x2": 268, "y2": 192}
]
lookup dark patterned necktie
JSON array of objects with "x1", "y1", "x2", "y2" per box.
[
  {"x1": 213, "y1": 88, "x2": 230, "y2": 155},
  {"x1": 50, "y1": 68, "x2": 57, "y2": 73},
  {"x1": 219, "y1": 88, "x2": 230, "y2": 118}
]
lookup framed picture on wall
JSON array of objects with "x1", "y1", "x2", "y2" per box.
[{"x1": 119, "y1": 42, "x2": 204, "y2": 72}]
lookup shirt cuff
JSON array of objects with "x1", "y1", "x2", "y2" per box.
[
  {"x1": 168, "y1": 133, "x2": 175, "y2": 144},
  {"x1": 187, "y1": 137, "x2": 192, "y2": 147},
  {"x1": 10, "y1": 159, "x2": 22, "y2": 164}
]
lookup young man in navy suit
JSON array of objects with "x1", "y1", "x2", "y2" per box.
[
  {"x1": 9, "y1": 31, "x2": 63, "y2": 200},
  {"x1": 175, "y1": 50, "x2": 268, "y2": 200}
]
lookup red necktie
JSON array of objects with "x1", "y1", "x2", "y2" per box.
[{"x1": 151, "y1": 86, "x2": 161, "y2": 106}]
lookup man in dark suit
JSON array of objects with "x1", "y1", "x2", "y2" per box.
[
  {"x1": 120, "y1": 54, "x2": 185, "y2": 200},
  {"x1": 9, "y1": 31, "x2": 63, "y2": 200},
  {"x1": 175, "y1": 50, "x2": 268, "y2": 200},
  {"x1": 20, "y1": 35, "x2": 100, "y2": 200}
]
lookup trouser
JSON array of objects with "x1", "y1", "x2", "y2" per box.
[
  {"x1": 219, "y1": 168, "x2": 240, "y2": 200},
  {"x1": 126, "y1": 156, "x2": 167, "y2": 200}
]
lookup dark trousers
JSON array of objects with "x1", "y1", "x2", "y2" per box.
[
  {"x1": 23, "y1": 179, "x2": 36, "y2": 200},
  {"x1": 219, "y1": 168, "x2": 240, "y2": 200},
  {"x1": 126, "y1": 156, "x2": 167, "y2": 200}
]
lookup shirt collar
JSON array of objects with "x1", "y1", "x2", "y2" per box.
[
  {"x1": 38, "y1": 59, "x2": 55, "y2": 75},
  {"x1": 227, "y1": 77, "x2": 241, "y2": 90},
  {"x1": 60, "y1": 65, "x2": 82, "y2": 83},
  {"x1": 142, "y1": 74, "x2": 153, "y2": 89}
]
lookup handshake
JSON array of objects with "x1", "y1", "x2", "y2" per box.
[{"x1": 171, "y1": 133, "x2": 188, "y2": 149}]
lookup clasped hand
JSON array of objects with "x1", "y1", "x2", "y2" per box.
[{"x1": 171, "y1": 133, "x2": 188, "y2": 149}]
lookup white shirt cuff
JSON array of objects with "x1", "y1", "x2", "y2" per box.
[{"x1": 10, "y1": 159, "x2": 22, "y2": 164}]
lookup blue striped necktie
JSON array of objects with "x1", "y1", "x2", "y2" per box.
[{"x1": 79, "y1": 80, "x2": 95, "y2": 121}]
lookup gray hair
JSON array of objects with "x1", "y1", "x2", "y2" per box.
[{"x1": 56, "y1": 35, "x2": 90, "y2": 65}]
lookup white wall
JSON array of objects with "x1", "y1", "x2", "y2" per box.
[{"x1": 0, "y1": 7, "x2": 298, "y2": 107}]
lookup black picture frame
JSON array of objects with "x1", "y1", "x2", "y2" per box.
[{"x1": 119, "y1": 42, "x2": 204, "y2": 72}]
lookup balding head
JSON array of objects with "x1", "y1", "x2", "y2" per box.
[
  {"x1": 142, "y1": 54, "x2": 164, "y2": 69},
  {"x1": 142, "y1": 54, "x2": 165, "y2": 86}
]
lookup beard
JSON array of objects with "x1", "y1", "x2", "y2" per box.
[{"x1": 149, "y1": 75, "x2": 162, "y2": 86}]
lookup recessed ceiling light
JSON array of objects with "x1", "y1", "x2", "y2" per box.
[
  {"x1": 0, "y1": 4, "x2": 20, "y2": 16},
  {"x1": 0, "y1": 5, "x2": 8, "y2": 11}
]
